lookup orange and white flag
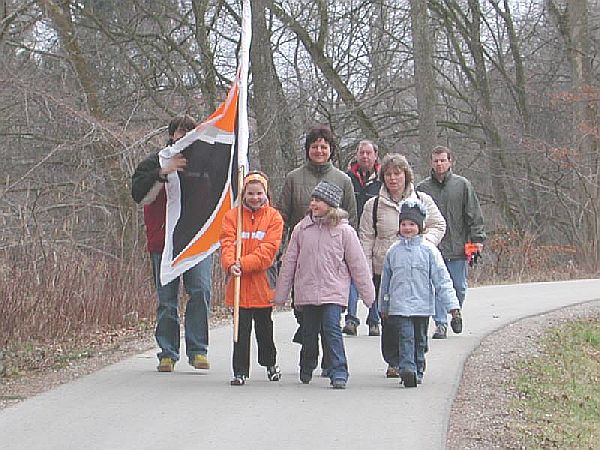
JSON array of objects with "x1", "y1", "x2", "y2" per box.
[{"x1": 158, "y1": 0, "x2": 251, "y2": 286}]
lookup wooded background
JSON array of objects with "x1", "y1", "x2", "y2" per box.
[{"x1": 1, "y1": 0, "x2": 598, "y2": 342}]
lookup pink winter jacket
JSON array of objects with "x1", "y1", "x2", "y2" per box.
[{"x1": 273, "y1": 214, "x2": 375, "y2": 308}]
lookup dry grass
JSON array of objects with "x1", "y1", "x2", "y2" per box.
[
  {"x1": 0, "y1": 245, "x2": 228, "y2": 378},
  {"x1": 0, "y1": 247, "x2": 155, "y2": 346}
]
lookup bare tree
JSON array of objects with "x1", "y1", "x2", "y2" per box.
[
  {"x1": 410, "y1": 0, "x2": 438, "y2": 168},
  {"x1": 249, "y1": 0, "x2": 297, "y2": 196},
  {"x1": 547, "y1": 0, "x2": 600, "y2": 270}
]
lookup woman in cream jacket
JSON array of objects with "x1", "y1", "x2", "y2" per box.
[{"x1": 358, "y1": 153, "x2": 445, "y2": 377}]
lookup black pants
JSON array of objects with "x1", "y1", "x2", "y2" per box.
[{"x1": 233, "y1": 307, "x2": 277, "y2": 377}]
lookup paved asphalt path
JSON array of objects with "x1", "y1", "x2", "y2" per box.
[{"x1": 1, "y1": 279, "x2": 599, "y2": 449}]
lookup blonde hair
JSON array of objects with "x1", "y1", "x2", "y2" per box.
[{"x1": 305, "y1": 205, "x2": 349, "y2": 226}]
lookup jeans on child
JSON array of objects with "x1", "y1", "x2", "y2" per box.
[
  {"x1": 345, "y1": 279, "x2": 380, "y2": 326},
  {"x1": 301, "y1": 304, "x2": 348, "y2": 382},
  {"x1": 393, "y1": 315, "x2": 429, "y2": 377},
  {"x1": 434, "y1": 258, "x2": 468, "y2": 326},
  {"x1": 151, "y1": 252, "x2": 212, "y2": 361}
]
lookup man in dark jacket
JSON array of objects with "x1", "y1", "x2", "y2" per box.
[
  {"x1": 417, "y1": 146, "x2": 486, "y2": 339},
  {"x1": 131, "y1": 116, "x2": 213, "y2": 372},
  {"x1": 342, "y1": 140, "x2": 382, "y2": 336}
]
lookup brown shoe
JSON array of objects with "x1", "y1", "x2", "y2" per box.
[
  {"x1": 386, "y1": 365, "x2": 400, "y2": 378},
  {"x1": 157, "y1": 357, "x2": 175, "y2": 372},
  {"x1": 190, "y1": 354, "x2": 210, "y2": 369}
]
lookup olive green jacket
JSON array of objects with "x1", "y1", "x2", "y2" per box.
[
  {"x1": 276, "y1": 161, "x2": 357, "y2": 231},
  {"x1": 417, "y1": 169, "x2": 486, "y2": 260}
]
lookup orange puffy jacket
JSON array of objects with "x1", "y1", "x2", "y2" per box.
[{"x1": 219, "y1": 202, "x2": 284, "y2": 308}]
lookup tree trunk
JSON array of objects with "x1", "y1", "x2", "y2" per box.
[
  {"x1": 249, "y1": 0, "x2": 298, "y2": 197},
  {"x1": 410, "y1": 0, "x2": 438, "y2": 171},
  {"x1": 468, "y1": 0, "x2": 517, "y2": 228}
]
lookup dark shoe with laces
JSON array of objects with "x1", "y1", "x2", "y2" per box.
[
  {"x1": 342, "y1": 321, "x2": 357, "y2": 336},
  {"x1": 331, "y1": 378, "x2": 346, "y2": 389},
  {"x1": 267, "y1": 365, "x2": 281, "y2": 381},
  {"x1": 432, "y1": 324, "x2": 447, "y2": 339},
  {"x1": 400, "y1": 369, "x2": 417, "y2": 388},
  {"x1": 300, "y1": 371, "x2": 312, "y2": 384},
  {"x1": 368, "y1": 324, "x2": 381, "y2": 336},
  {"x1": 230, "y1": 374, "x2": 246, "y2": 386},
  {"x1": 450, "y1": 312, "x2": 463, "y2": 334}
]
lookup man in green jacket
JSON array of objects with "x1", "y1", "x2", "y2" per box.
[{"x1": 417, "y1": 146, "x2": 486, "y2": 338}]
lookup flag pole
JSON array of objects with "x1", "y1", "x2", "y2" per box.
[
  {"x1": 233, "y1": 0, "x2": 251, "y2": 343},
  {"x1": 233, "y1": 166, "x2": 245, "y2": 343}
]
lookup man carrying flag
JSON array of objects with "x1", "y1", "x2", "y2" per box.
[
  {"x1": 132, "y1": 0, "x2": 252, "y2": 370},
  {"x1": 132, "y1": 115, "x2": 213, "y2": 373}
]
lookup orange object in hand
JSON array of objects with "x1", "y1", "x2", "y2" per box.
[{"x1": 464, "y1": 242, "x2": 481, "y2": 266}]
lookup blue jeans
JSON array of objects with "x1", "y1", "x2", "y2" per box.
[
  {"x1": 301, "y1": 304, "x2": 348, "y2": 382},
  {"x1": 434, "y1": 259, "x2": 468, "y2": 326},
  {"x1": 393, "y1": 315, "x2": 428, "y2": 377},
  {"x1": 345, "y1": 279, "x2": 380, "y2": 326},
  {"x1": 151, "y1": 252, "x2": 212, "y2": 362}
]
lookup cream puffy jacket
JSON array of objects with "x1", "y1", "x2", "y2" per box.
[{"x1": 359, "y1": 183, "x2": 446, "y2": 276}]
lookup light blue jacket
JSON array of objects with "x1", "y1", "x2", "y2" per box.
[{"x1": 379, "y1": 235, "x2": 459, "y2": 316}]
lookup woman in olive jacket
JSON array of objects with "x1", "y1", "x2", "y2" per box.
[{"x1": 275, "y1": 125, "x2": 357, "y2": 371}]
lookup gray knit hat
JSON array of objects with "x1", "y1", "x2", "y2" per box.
[
  {"x1": 398, "y1": 199, "x2": 427, "y2": 233},
  {"x1": 312, "y1": 181, "x2": 343, "y2": 208}
]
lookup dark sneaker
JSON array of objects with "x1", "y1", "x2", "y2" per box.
[
  {"x1": 331, "y1": 379, "x2": 346, "y2": 389},
  {"x1": 450, "y1": 312, "x2": 463, "y2": 334},
  {"x1": 386, "y1": 365, "x2": 400, "y2": 378},
  {"x1": 157, "y1": 357, "x2": 175, "y2": 372},
  {"x1": 432, "y1": 324, "x2": 448, "y2": 339},
  {"x1": 267, "y1": 365, "x2": 281, "y2": 381},
  {"x1": 368, "y1": 324, "x2": 381, "y2": 336},
  {"x1": 300, "y1": 371, "x2": 312, "y2": 384},
  {"x1": 400, "y1": 369, "x2": 417, "y2": 388},
  {"x1": 230, "y1": 374, "x2": 246, "y2": 386},
  {"x1": 342, "y1": 321, "x2": 357, "y2": 336},
  {"x1": 417, "y1": 374, "x2": 423, "y2": 385}
]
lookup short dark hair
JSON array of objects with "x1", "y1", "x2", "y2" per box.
[
  {"x1": 304, "y1": 125, "x2": 336, "y2": 160},
  {"x1": 168, "y1": 115, "x2": 196, "y2": 137},
  {"x1": 431, "y1": 145, "x2": 452, "y2": 161}
]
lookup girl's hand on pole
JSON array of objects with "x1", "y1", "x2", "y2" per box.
[{"x1": 230, "y1": 262, "x2": 242, "y2": 277}]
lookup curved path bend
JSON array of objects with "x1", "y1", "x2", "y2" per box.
[{"x1": 1, "y1": 279, "x2": 599, "y2": 449}]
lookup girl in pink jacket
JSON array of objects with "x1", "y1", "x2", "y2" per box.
[{"x1": 274, "y1": 181, "x2": 375, "y2": 389}]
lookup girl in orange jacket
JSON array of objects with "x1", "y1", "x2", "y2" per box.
[{"x1": 219, "y1": 171, "x2": 284, "y2": 386}]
